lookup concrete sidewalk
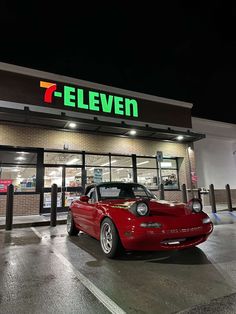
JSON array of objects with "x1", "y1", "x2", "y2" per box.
[{"x1": 0, "y1": 212, "x2": 67, "y2": 229}]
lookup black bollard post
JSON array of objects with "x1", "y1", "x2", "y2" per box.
[
  {"x1": 160, "y1": 183, "x2": 165, "y2": 200},
  {"x1": 182, "y1": 184, "x2": 187, "y2": 203},
  {"x1": 50, "y1": 184, "x2": 58, "y2": 227},
  {"x1": 209, "y1": 184, "x2": 217, "y2": 213},
  {"x1": 5, "y1": 184, "x2": 14, "y2": 231},
  {"x1": 197, "y1": 188, "x2": 202, "y2": 200},
  {"x1": 225, "y1": 184, "x2": 233, "y2": 212}
]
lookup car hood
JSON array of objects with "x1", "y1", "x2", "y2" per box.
[{"x1": 100, "y1": 199, "x2": 192, "y2": 217}]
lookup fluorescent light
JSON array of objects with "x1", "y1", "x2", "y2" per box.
[
  {"x1": 66, "y1": 158, "x2": 79, "y2": 165},
  {"x1": 16, "y1": 152, "x2": 30, "y2": 154},
  {"x1": 68, "y1": 122, "x2": 77, "y2": 128},
  {"x1": 101, "y1": 160, "x2": 117, "y2": 166},
  {"x1": 137, "y1": 161, "x2": 149, "y2": 166},
  {"x1": 177, "y1": 135, "x2": 184, "y2": 140},
  {"x1": 16, "y1": 156, "x2": 25, "y2": 161},
  {"x1": 129, "y1": 130, "x2": 136, "y2": 135},
  {"x1": 12, "y1": 168, "x2": 21, "y2": 172},
  {"x1": 161, "y1": 162, "x2": 172, "y2": 168}
]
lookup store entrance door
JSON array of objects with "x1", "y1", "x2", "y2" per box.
[{"x1": 42, "y1": 166, "x2": 83, "y2": 213}]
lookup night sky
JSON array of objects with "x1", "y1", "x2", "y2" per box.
[{"x1": 1, "y1": 1, "x2": 236, "y2": 124}]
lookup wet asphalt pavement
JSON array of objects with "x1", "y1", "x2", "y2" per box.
[{"x1": 1, "y1": 223, "x2": 236, "y2": 314}]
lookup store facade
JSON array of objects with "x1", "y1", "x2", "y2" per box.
[{"x1": 0, "y1": 62, "x2": 204, "y2": 215}]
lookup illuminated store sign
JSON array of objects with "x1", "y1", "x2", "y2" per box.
[
  {"x1": 40, "y1": 81, "x2": 138, "y2": 118},
  {"x1": 0, "y1": 69, "x2": 192, "y2": 127}
]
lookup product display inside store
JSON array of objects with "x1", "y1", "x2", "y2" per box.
[{"x1": 0, "y1": 166, "x2": 36, "y2": 192}]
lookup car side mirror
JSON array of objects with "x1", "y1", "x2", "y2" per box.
[{"x1": 80, "y1": 195, "x2": 89, "y2": 202}]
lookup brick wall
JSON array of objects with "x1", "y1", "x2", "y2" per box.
[
  {"x1": 0, "y1": 194, "x2": 40, "y2": 216},
  {"x1": 0, "y1": 123, "x2": 196, "y2": 208},
  {"x1": 0, "y1": 123, "x2": 192, "y2": 185}
]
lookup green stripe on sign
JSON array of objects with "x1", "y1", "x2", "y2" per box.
[{"x1": 54, "y1": 92, "x2": 62, "y2": 97}]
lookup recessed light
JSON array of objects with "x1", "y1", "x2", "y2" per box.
[
  {"x1": 16, "y1": 156, "x2": 25, "y2": 161},
  {"x1": 69, "y1": 122, "x2": 77, "y2": 128},
  {"x1": 177, "y1": 135, "x2": 184, "y2": 140},
  {"x1": 129, "y1": 130, "x2": 136, "y2": 135}
]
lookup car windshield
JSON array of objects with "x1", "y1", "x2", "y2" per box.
[{"x1": 97, "y1": 183, "x2": 155, "y2": 200}]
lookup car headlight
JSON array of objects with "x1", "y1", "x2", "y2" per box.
[
  {"x1": 129, "y1": 201, "x2": 150, "y2": 216},
  {"x1": 188, "y1": 198, "x2": 203, "y2": 213},
  {"x1": 137, "y1": 202, "x2": 149, "y2": 216}
]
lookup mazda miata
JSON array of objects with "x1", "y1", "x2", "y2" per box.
[{"x1": 67, "y1": 182, "x2": 213, "y2": 258}]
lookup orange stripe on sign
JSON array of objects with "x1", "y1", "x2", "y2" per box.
[{"x1": 40, "y1": 81, "x2": 56, "y2": 88}]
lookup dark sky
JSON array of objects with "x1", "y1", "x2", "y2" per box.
[{"x1": 1, "y1": 1, "x2": 236, "y2": 124}]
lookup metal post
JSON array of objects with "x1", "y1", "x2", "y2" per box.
[
  {"x1": 209, "y1": 184, "x2": 216, "y2": 213},
  {"x1": 5, "y1": 184, "x2": 14, "y2": 231},
  {"x1": 51, "y1": 184, "x2": 58, "y2": 227},
  {"x1": 160, "y1": 183, "x2": 165, "y2": 200},
  {"x1": 226, "y1": 184, "x2": 233, "y2": 212},
  {"x1": 197, "y1": 188, "x2": 201, "y2": 200},
  {"x1": 182, "y1": 184, "x2": 187, "y2": 203}
]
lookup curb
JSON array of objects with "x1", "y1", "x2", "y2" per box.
[{"x1": 0, "y1": 219, "x2": 67, "y2": 229}]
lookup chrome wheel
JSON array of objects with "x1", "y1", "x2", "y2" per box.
[{"x1": 101, "y1": 222, "x2": 113, "y2": 254}]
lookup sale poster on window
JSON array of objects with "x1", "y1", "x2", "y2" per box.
[
  {"x1": 94, "y1": 169, "x2": 103, "y2": 183},
  {"x1": 0, "y1": 180, "x2": 13, "y2": 192}
]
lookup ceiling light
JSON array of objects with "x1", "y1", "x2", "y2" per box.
[
  {"x1": 66, "y1": 158, "x2": 79, "y2": 165},
  {"x1": 101, "y1": 160, "x2": 117, "y2": 166},
  {"x1": 137, "y1": 161, "x2": 149, "y2": 166},
  {"x1": 16, "y1": 156, "x2": 26, "y2": 161},
  {"x1": 177, "y1": 135, "x2": 184, "y2": 141},
  {"x1": 129, "y1": 130, "x2": 136, "y2": 135},
  {"x1": 160, "y1": 162, "x2": 172, "y2": 168},
  {"x1": 68, "y1": 122, "x2": 77, "y2": 128},
  {"x1": 16, "y1": 152, "x2": 30, "y2": 154}
]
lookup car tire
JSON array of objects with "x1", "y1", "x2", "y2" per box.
[
  {"x1": 67, "y1": 211, "x2": 79, "y2": 236},
  {"x1": 100, "y1": 218, "x2": 122, "y2": 258}
]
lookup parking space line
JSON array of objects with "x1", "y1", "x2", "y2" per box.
[
  {"x1": 31, "y1": 227, "x2": 126, "y2": 314},
  {"x1": 31, "y1": 227, "x2": 43, "y2": 239}
]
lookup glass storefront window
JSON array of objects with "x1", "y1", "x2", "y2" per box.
[
  {"x1": 44, "y1": 167, "x2": 63, "y2": 187},
  {"x1": 160, "y1": 158, "x2": 178, "y2": 190},
  {"x1": 160, "y1": 159, "x2": 177, "y2": 169},
  {"x1": 86, "y1": 167, "x2": 110, "y2": 184},
  {"x1": 44, "y1": 152, "x2": 82, "y2": 165},
  {"x1": 0, "y1": 166, "x2": 36, "y2": 192},
  {"x1": 137, "y1": 157, "x2": 157, "y2": 168},
  {"x1": 65, "y1": 191, "x2": 82, "y2": 207},
  {"x1": 111, "y1": 168, "x2": 133, "y2": 182},
  {"x1": 85, "y1": 155, "x2": 109, "y2": 166},
  {"x1": 65, "y1": 168, "x2": 82, "y2": 187},
  {"x1": 111, "y1": 156, "x2": 132, "y2": 167},
  {"x1": 137, "y1": 169, "x2": 158, "y2": 189},
  {"x1": 0, "y1": 150, "x2": 37, "y2": 164},
  {"x1": 43, "y1": 192, "x2": 62, "y2": 208},
  {"x1": 161, "y1": 169, "x2": 178, "y2": 189}
]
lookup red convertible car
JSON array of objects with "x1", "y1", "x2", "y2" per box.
[{"x1": 67, "y1": 182, "x2": 213, "y2": 258}]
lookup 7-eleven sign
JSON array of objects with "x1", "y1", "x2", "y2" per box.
[{"x1": 40, "y1": 81, "x2": 57, "y2": 103}]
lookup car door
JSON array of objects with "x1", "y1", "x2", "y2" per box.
[{"x1": 77, "y1": 187, "x2": 98, "y2": 237}]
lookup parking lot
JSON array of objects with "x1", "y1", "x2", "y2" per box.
[{"x1": 1, "y1": 219, "x2": 236, "y2": 314}]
